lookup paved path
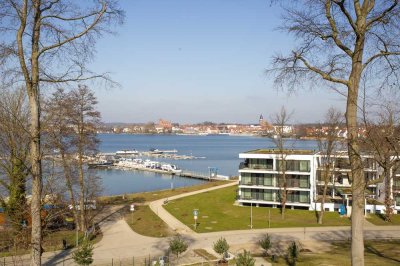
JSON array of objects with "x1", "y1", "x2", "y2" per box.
[
  {"x1": 90, "y1": 181, "x2": 400, "y2": 264},
  {"x1": 18, "y1": 181, "x2": 400, "y2": 265},
  {"x1": 149, "y1": 181, "x2": 239, "y2": 234}
]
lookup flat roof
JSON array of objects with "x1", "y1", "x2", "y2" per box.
[{"x1": 244, "y1": 149, "x2": 316, "y2": 155}]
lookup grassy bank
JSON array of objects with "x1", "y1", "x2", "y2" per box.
[
  {"x1": 0, "y1": 229, "x2": 101, "y2": 257},
  {"x1": 164, "y1": 186, "x2": 350, "y2": 232},
  {"x1": 266, "y1": 240, "x2": 400, "y2": 266},
  {"x1": 366, "y1": 213, "x2": 400, "y2": 225},
  {"x1": 124, "y1": 205, "x2": 173, "y2": 238},
  {"x1": 98, "y1": 180, "x2": 230, "y2": 205}
]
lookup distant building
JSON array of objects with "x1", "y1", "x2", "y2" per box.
[{"x1": 238, "y1": 149, "x2": 399, "y2": 215}]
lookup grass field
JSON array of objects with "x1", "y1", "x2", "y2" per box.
[
  {"x1": 366, "y1": 213, "x2": 400, "y2": 225},
  {"x1": 124, "y1": 205, "x2": 173, "y2": 238},
  {"x1": 99, "y1": 180, "x2": 230, "y2": 205},
  {"x1": 164, "y1": 186, "x2": 351, "y2": 232},
  {"x1": 0, "y1": 229, "x2": 97, "y2": 257},
  {"x1": 264, "y1": 240, "x2": 400, "y2": 266}
]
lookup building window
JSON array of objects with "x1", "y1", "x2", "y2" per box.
[
  {"x1": 248, "y1": 159, "x2": 273, "y2": 169},
  {"x1": 263, "y1": 190, "x2": 273, "y2": 201},
  {"x1": 395, "y1": 195, "x2": 400, "y2": 206},
  {"x1": 277, "y1": 160, "x2": 310, "y2": 172}
]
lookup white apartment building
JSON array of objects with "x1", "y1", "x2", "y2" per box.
[{"x1": 238, "y1": 149, "x2": 400, "y2": 215}]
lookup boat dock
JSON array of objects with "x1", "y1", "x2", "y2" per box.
[{"x1": 93, "y1": 164, "x2": 229, "y2": 181}]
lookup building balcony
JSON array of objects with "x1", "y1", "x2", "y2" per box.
[{"x1": 238, "y1": 197, "x2": 310, "y2": 205}]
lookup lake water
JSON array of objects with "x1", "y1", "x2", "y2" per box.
[{"x1": 97, "y1": 134, "x2": 318, "y2": 195}]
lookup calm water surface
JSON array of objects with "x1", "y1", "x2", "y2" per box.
[{"x1": 97, "y1": 134, "x2": 318, "y2": 195}]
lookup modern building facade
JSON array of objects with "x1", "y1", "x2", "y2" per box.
[{"x1": 238, "y1": 149, "x2": 400, "y2": 215}]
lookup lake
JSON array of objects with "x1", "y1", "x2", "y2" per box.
[{"x1": 97, "y1": 134, "x2": 318, "y2": 195}]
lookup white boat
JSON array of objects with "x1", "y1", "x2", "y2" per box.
[{"x1": 161, "y1": 164, "x2": 182, "y2": 174}]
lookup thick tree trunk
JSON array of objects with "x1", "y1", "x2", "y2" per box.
[
  {"x1": 29, "y1": 3, "x2": 43, "y2": 265},
  {"x1": 28, "y1": 89, "x2": 42, "y2": 266},
  {"x1": 347, "y1": 71, "x2": 365, "y2": 266}
]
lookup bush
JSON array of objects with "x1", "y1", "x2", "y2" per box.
[
  {"x1": 258, "y1": 234, "x2": 272, "y2": 256},
  {"x1": 169, "y1": 235, "x2": 188, "y2": 264},
  {"x1": 286, "y1": 241, "x2": 302, "y2": 266},
  {"x1": 213, "y1": 237, "x2": 230, "y2": 262},
  {"x1": 235, "y1": 250, "x2": 255, "y2": 266},
  {"x1": 73, "y1": 239, "x2": 93, "y2": 265}
]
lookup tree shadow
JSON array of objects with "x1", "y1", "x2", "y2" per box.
[{"x1": 365, "y1": 243, "x2": 400, "y2": 263}]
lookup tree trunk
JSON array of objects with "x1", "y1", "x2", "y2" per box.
[
  {"x1": 60, "y1": 152, "x2": 80, "y2": 231},
  {"x1": 347, "y1": 70, "x2": 365, "y2": 266},
  {"x1": 29, "y1": 2, "x2": 43, "y2": 265},
  {"x1": 28, "y1": 89, "x2": 42, "y2": 266},
  {"x1": 318, "y1": 164, "x2": 330, "y2": 224},
  {"x1": 78, "y1": 119, "x2": 86, "y2": 232},
  {"x1": 384, "y1": 168, "x2": 393, "y2": 222}
]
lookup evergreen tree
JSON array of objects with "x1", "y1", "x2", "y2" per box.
[
  {"x1": 235, "y1": 250, "x2": 255, "y2": 266},
  {"x1": 73, "y1": 239, "x2": 94, "y2": 266},
  {"x1": 169, "y1": 236, "x2": 188, "y2": 265},
  {"x1": 213, "y1": 237, "x2": 230, "y2": 262},
  {"x1": 258, "y1": 234, "x2": 272, "y2": 257}
]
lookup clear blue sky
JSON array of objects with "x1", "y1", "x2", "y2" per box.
[{"x1": 91, "y1": 0, "x2": 344, "y2": 124}]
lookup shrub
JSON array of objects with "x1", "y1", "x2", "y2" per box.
[
  {"x1": 73, "y1": 239, "x2": 94, "y2": 265},
  {"x1": 169, "y1": 235, "x2": 188, "y2": 264},
  {"x1": 235, "y1": 250, "x2": 255, "y2": 266},
  {"x1": 213, "y1": 237, "x2": 230, "y2": 262},
  {"x1": 286, "y1": 241, "x2": 302, "y2": 266},
  {"x1": 258, "y1": 234, "x2": 272, "y2": 256}
]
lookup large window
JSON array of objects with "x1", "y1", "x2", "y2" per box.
[
  {"x1": 263, "y1": 190, "x2": 273, "y2": 201},
  {"x1": 277, "y1": 160, "x2": 310, "y2": 172},
  {"x1": 241, "y1": 173, "x2": 274, "y2": 186},
  {"x1": 287, "y1": 191, "x2": 310, "y2": 203},
  {"x1": 241, "y1": 188, "x2": 252, "y2": 199},
  {"x1": 248, "y1": 158, "x2": 273, "y2": 169},
  {"x1": 276, "y1": 174, "x2": 310, "y2": 188}
]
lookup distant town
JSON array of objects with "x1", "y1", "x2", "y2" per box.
[{"x1": 99, "y1": 114, "x2": 358, "y2": 139}]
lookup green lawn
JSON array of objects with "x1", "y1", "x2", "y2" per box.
[
  {"x1": 366, "y1": 213, "x2": 400, "y2": 225},
  {"x1": 164, "y1": 186, "x2": 350, "y2": 232},
  {"x1": 125, "y1": 205, "x2": 173, "y2": 238},
  {"x1": 0, "y1": 229, "x2": 97, "y2": 257},
  {"x1": 264, "y1": 240, "x2": 400, "y2": 266},
  {"x1": 99, "y1": 180, "x2": 230, "y2": 205}
]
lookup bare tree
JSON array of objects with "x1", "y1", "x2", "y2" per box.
[
  {"x1": 272, "y1": 106, "x2": 293, "y2": 219},
  {"x1": 69, "y1": 85, "x2": 101, "y2": 232},
  {"x1": 316, "y1": 107, "x2": 342, "y2": 224},
  {"x1": 269, "y1": 2, "x2": 400, "y2": 264},
  {"x1": 0, "y1": 1, "x2": 123, "y2": 264},
  {"x1": 43, "y1": 88, "x2": 80, "y2": 231},
  {"x1": 361, "y1": 100, "x2": 400, "y2": 222},
  {"x1": 0, "y1": 87, "x2": 30, "y2": 234}
]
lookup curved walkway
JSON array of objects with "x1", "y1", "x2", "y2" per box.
[
  {"x1": 91, "y1": 181, "x2": 400, "y2": 264},
  {"x1": 149, "y1": 181, "x2": 239, "y2": 235},
  {"x1": 36, "y1": 181, "x2": 400, "y2": 265}
]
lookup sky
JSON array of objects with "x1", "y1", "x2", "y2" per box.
[{"x1": 90, "y1": 0, "x2": 345, "y2": 124}]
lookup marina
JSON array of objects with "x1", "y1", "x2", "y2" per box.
[
  {"x1": 96, "y1": 134, "x2": 318, "y2": 195},
  {"x1": 89, "y1": 150, "x2": 229, "y2": 180}
]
